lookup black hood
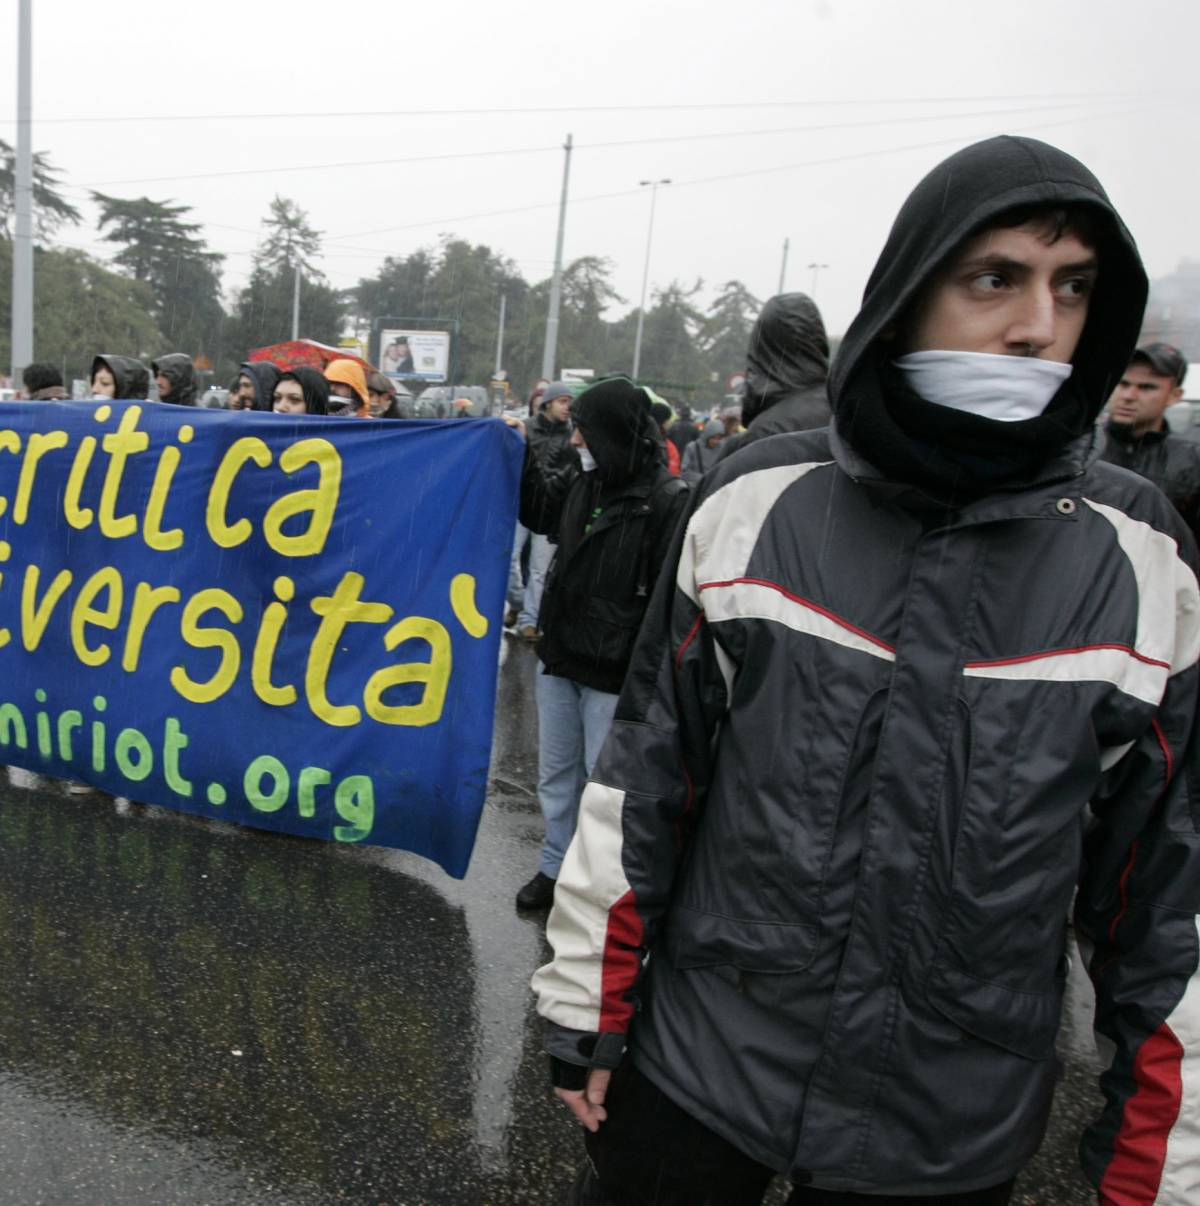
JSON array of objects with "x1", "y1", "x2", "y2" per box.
[
  {"x1": 152, "y1": 353, "x2": 196, "y2": 406},
  {"x1": 571, "y1": 376, "x2": 661, "y2": 486},
  {"x1": 91, "y1": 354, "x2": 150, "y2": 400},
  {"x1": 830, "y1": 135, "x2": 1147, "y2": 495},
  {"x1": 279, "y1": 367, "x2": 330, "y2": 416},
  {"x1": 743, "y1": 292, "x2": 829, "y2": 425},
  {"x1": 240, "y1": 360, "x2": 282, "y2": 412}
]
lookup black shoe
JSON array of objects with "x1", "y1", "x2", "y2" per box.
[{"x1": 516, "y1": 871, "x2": 557, "y2": 911}]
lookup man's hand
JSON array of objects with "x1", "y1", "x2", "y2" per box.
[
  {"x1": 554, "y1": 1067, "x2": 612, "y2": 1132},
  {"x1": 505, "y1": 417, "x2": 527, "y2": 440}
]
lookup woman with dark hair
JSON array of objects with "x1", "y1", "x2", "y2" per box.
[
  {"x1": 90, "y1": 354, "x2": 151, "y2": 400},
  {"x1": 272, "y1": 367, "x2": 329, "y2": 415}
]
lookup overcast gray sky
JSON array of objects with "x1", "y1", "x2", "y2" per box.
[{"x1": 4, "y1": 0, "x2": 1198, "y2": 341}]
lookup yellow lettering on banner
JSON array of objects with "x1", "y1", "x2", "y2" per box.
[
  {"x1": 14, "y1": 431, "x2": 69, "y2": 524},
  {"x1": 207, "y1": 437, "x2": 271, "y2": 548},
  {"x1": 450, "y1": 573, "x2": 489, "y2": 638},
  {"x1": 263, "y1": 439, "x2": 342, "y2": 557},
  {"x1": 144, "y1": 445, "x2": 185, "y2": 551},
  {"x1": 364, "y1": 617, "x2": 452, "y2": 727},
  {"x1": 21, "y1": 565, "x2": 73, "y2": 652},
  {"x1": 63, "y1": 436, "x2": 97, "y2": 529},
  {"x1": 57, "y1": 710, "x2": 83, "y2": 761},
  {"x1": 251, "y1": 576, "x2": 298, "y2": 706},
  {"x1": 0, "y1": 430, "x2": 21, "y2": 520},
  {"x1": 122, "y1": 582, "x2": 183, "y2": 673},
  {"x1": 169, "y1": 588, "x2": 244, "y2": 704},
  {"x1": 98, "y1": 406, "x2": 150, "y2": 539},
  {"x1": 70, "y1": 566, "x2": 124, "y2": 667},
  {"x1": 306, "y1": 572, "x2": 393, "y2": 727}
]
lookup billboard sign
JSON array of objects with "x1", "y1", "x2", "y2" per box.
[{"x1": 379, "y1": 330, "x2": 452, "y2": 383}]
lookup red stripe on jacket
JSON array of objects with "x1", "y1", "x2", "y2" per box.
[
  {"x1": 599, "y1": 889, "x2": 645, "y2": 1032},
  {"x1": 1099, "y1": 1023, "x2": 1184, "y2": 1205}
]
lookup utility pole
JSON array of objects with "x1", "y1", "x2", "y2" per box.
[
  {"x1": 11, "y1": 0, "x2": 34, "y2": 387},
  {"x1": 494, "y1": 292, "x2": 507, "y2": 378},
  {"x1": 778, "y1": 238, "x2": 790, "y2": 295},
  {"x1": 540, "y1": 133, "x2": 573, "y2": 382},
  {"x1": 631, "y1": 178, "x2": 671, "y2": 382},
  {"x1": 291, "y1": 263, "x2": 301, "y2": 340},
  {"x1": 807, "y1": 261, "x2": 829, "y2": 301}
]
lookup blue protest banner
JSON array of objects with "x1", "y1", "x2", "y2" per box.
[{"x1": 0, "y1": 401, "x2": 523, "y2": 877}]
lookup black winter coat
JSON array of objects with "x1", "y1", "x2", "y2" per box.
[
  {"x1": 535, "y1": 137, "x2": 1200, "y2": 1200},
  {"x1": 1101, "y1": 419, "x2": 1200, "y2": 542},
  {"x1": 521, "y1": 456, "x2": 687, "y2": 694}
]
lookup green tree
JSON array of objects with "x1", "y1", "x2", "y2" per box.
[
  {"x1": 91, "y1": 192, "x2": 226, "y2": 362},
  {"x1": 257, "y1": 196, "x2": 323, "y2": 277},
  {"x1": 0, "y1": 140, "x2": 82, "y2": 243},
  {"x1": 0, "y1": 241, "x2": 161, "y2": 385},
  {"x1": 701, "y1": 280, "x2": 760, "y2": 386},
  {"x1": 633, "y1": 279, "x2": 708, "y2": 392}
]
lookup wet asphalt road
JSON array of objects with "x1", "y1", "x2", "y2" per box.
[{"x1": 0, "y1": 637, "x2": 1102, "y2": 1205}]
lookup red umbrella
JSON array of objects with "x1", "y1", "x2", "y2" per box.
[{"x1": 248, "y1": 339, "x2": 373, "y2": 374}]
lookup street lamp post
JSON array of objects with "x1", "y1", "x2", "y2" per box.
[
  {"x1": 807, "y1": 261, "x2": 829, "y2": 301},
  {"x1": 631, "y1": 178, "x2": 670, "y2": 383}
]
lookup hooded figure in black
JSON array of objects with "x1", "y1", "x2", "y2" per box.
[
  {"x1": 532, "y1": 138, "x2": 1200, "y2": 1204},
  {"x1": 831, "y1": 135, "x2": 1145, "y2": 499},
  {"x1": 152, "y1": 353, "x2": 197, "y2": 406},
  {"x1": 91, "y1": 354, "x2": 150, "y2": 400},
  {"x1": 239, "y1": 360, "x2": 283, "y2": 412},
  {"x1": 716, "y1": 291, "x2": 830, "y2": 463},
  {"x1": 514, "y1": 376, "x2": 688, "y2": 911},
  {"x1": 274, "y1": 367, "x2": 330, "y2": 415}
]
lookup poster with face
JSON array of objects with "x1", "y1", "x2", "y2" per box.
[{"x1": 379, "y1": 330, "x2": 451, "y2": 382}]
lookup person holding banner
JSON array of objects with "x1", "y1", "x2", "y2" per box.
[
  {"x1": 272, "y1": 367, "x2": 330, "y2": 415},
  {"x1": 90, "y1": 354, "x2": 150, "y2": 401},
  {"x1": 511, "y1": 376, "x2": 688, "y2": 912},
  {"x1": 324, "y1": 359, "x2": 370, "y2": 418},
  {"x1": 152, "y1": 354, "x2": 197, "y2": 406}
]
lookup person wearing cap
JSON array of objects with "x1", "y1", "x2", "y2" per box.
[
  {"x1": 679, "y1": 418, "x2": 725, "y2": 484},
  {"x1": 509, "y1": 381, "x2": 577, "y2": 640},
  {"x1": 1101, "y1": 341, "x2": 1200, "y2": 540},
  {"x1": 323, "y1": 359, "x2": 370, "y2": 417},
  {"x1": 507, "y1": 376, "x2": 688, "y2": 913},
  {"x1": 21, "y1": 363, "x2": 68, "y2": 400},
  {"x1": 366, "y1": 371, "x2": 402, "y2": 418},
  {"x1": 534, "y1": 138, "x2": 1200, "y2": 1204}
]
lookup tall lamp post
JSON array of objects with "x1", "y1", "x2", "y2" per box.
[
  {"x1": 631, "y1": 178, "x2": 671, "y2": 382},
  {"x1": 807, "y1": 261, "x2": 829, "y2": 301}
]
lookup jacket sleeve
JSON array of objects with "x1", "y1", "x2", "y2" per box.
[
  {"x1": 519, "y1": 440, "x2": 578, "y2": 535},
  {"x1": 530, "y1": 482, "x2": 729, "y2": 1063},
  {"x1": 1076, "y1": 521, "x2": 1200, "y2": 1205}
]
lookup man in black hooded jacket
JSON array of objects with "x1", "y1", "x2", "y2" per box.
[
  {"x1": 534, "y1": 137, "x2": 1200, "y2": 1205},
  {"x1": 511, "y1": 377, "x2": 687, "y2": 912},
  {"x1": 715, "y1": 291, "x2": 831, "y2": 463},
  {"x1": 152, "y1": 353, "x2": 197, "y2": 406}
]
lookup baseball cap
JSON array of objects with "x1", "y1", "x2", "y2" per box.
[{"x1": 1132, "y1": 341, "x2": 1187, "y2": 387}]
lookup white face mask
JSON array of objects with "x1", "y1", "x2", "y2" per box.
[
  {"x1": 894, "y1": 350, "x2": 1073, "y2": 423},
  {"x1": 577, "y1": 447, "x2": 597, "y2": 472}
]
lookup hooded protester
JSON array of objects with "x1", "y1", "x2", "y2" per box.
[
  {"x1": 233, "y1": 360, "x2": 282, "y2": 412},
  {"x1": 648, "y1": 399, "x2": 681, "y2": 476},
  {"x1": 534, "y1": 137, "x2": 1200, "y2": 1205},
  {"x1": 716, "y1": 292, "x2": 830, "y2": 464},
  {"x1": 324, "y1": 359, "x2": 370, "y2": 417},
  {"x1": 678, "y1": 418, "x2": 724, "y2": 484},
  {"x1": 511, "y1": 376, "x2": 688, "y2": 912},
  {"x1": 91, "y1": 354, "x2": 151, "y2": 400},
  {"x1": 21, "y1": 363, "x2": 68, "y2": 400},
  {"x1": 152, "y1": 353, "x2": 197, "y2": 406},
  {"x1": 272, "y1": 367, "x2": 329, "y2": 416}
]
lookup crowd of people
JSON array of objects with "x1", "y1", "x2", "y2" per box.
[
  {"x1": 7, "y1": 130, "x2": 1200, "y2": 1205},
  {"x1": 17, "y1": 350, "x2": 413, "y2": 420}
]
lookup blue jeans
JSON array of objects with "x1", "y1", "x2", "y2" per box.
[
  {"x1": 518, "y1": 533, "x2": 554, "y2": 630},
  {"x1": 508, "y1": 521, "x2": 531, "y2": 613},
  {"x1": 535, "y1": 668, "x2": 619, "y2": 878}
]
